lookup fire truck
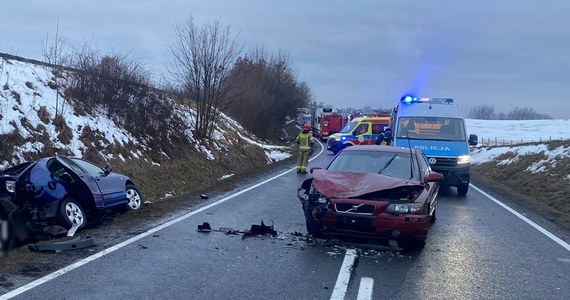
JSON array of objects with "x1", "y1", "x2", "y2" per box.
[{"x1": 319, "y1": 111, "x2": 347, "y2": 141}]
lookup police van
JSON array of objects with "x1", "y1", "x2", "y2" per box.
[{"x1": 390, "y1": 96, "x2": 478, "y2": 196}]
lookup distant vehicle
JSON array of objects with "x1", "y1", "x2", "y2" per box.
[
  {"x1": 326, "y1": 116, "x2": 390, "y2": 154},
  {"x1": 297, "y1": 113, "x2": 312, "y2": 127},
  {"x1": 297, "y1": 145, "x2": 443, "y2": 248},
  {"x1": 319, "y1": 113, "x2": 347, "y2": 141},
  {"x1": 0, "y1": 156, "x2": 143, "y2": 229},
  {"x1": 390, "y1": 96, "x2": 478, "y2": 196}
]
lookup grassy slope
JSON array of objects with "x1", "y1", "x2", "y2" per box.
[{"x1": 470, "y1": 140, "x2": 570, "y2": 231}]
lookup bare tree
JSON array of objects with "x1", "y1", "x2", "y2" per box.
[
  {"x1": 223, "y1": 50, "x2": 312, "y2": 140},
  {"x1": 41, "y1": 17, "x2": 69, "y2": 117},
  {"x1": 507, "y1": 107, "x2": 552, "y2": 120},
  {"x1": 168, "y1": 17, "x2": 242, "y2": 140},
  {"x1": 468, "y1": 105, "x2": 496, "y2": 119}
]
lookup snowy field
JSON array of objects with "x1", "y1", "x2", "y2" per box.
[
  {"x1": 467, "y1": 119, "x2": 570, "y2": 180},
  {"x1": 466, "y1": 119, "x2": 570, "y2": 145}
]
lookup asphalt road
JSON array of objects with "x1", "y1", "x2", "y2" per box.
[{"x1": 2, "y1": 142, "x2": 569, "y2": 300}]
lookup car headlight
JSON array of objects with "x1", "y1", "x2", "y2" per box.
[
  {"x1": 5, "y1": 180, "x2": 16, "y2": 193},
  {"x1": 385, "y1": 203, "x2": 423, "y2": 214},
  {"x1": 457, "y1": 155, "x2": 471, "y2": 164},
  {"x1": 317, "y1": 195, "x2": 328, "y2": 204}
]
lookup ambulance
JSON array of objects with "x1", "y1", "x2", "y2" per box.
[{"x1": 326, "y1": 116, "x2": 390, "y2": 154}]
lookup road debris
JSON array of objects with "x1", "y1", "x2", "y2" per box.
[
  {"x1": 242, "y1": 221, "x2": 277, "y2": 239},
  {"x1": 28, "y1": 236, "x2": 96, "y2": 252},
  {"x1": 197, "y1": 222, "x2": 212, "y2": 232},
  {"x1": 67, "y1": 223, "x2": 80, "y2": 237}
]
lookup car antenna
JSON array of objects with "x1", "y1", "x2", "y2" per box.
[{"x1": 406, "y1": 128, "x2": 414, "y2": 180}]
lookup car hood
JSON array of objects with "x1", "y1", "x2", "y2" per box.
[{"x1": 311, "y1": 169, "x2": 422, "y2": 198}]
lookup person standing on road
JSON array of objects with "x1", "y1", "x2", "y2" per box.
[
  {"x1": 296, "y1": 124, "x2": 315, "y2": 174},
  {"x1": 376, "y1": 127, "x2": 393, "y2": 146}
]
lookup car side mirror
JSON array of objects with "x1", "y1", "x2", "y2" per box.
[
  {"x1": 425, "y1": 172, "x2": 444, "y2": 182},
  {"x1": 469, "y1": 134, "x2": 478, "y2": 146},
  {"x1": 104, "y1": 165, "x2": 112, "y2": 174},
  {"x1": 309, "y1": 167, "x2": 322, "y2": 174}
]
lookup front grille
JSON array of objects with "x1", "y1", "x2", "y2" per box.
[
  {"x1": 428, "y1": 156, "x2": 457, "y2": 167},
  {"x1": 335, "y1": 203, "x2": 375, "y2": 215}
]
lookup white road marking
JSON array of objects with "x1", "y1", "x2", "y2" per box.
[
  {"x1": 357, "y1": 277, "x2": 374, "y2": 300},
  {"x1": 330, "y1": 249, "x2": 358, "y2": 300},
  {"x1": 1, "y1": 143, "x2": 327, "y2": 299},
  {"x1": 471, "y1": 184, "x2": 570, "y2": 252}
]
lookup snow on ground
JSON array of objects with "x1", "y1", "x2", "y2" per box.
[
  {"x1": 467, "y1": 119, "x2": 570, "y2": 180},
  {"x1": 466, "y1": 119, "x2": 570, "y2": 144},
  {"x1": 0, "y1": 57, "x2": 291, "y2": 169},
  {"x1": 218, "y1": 174, "x2": 235, "y2": 180}
]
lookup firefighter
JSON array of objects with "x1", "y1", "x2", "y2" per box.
[{"x1": 296, "y1": 124, "x2": 315, "y2": 174}]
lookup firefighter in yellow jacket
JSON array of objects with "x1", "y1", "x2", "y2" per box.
[{"x1": 296, "y1": 124, "x2": 315, "y2": 174}]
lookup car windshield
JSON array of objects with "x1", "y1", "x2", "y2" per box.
[
  {"x1": 327, "y1": 150, "x2": 419, "y2": 180},
  {"x1": 396, "y1": 117, "x2": 466, "y2": 141},
  {"x1": 340, "y1": 121, "x2": 358, "y2": 133}
]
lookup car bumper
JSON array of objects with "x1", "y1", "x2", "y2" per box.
[
  {"x1": 323, "y1": 212, "x2": 431, "y2": 240},
  {"x1": 326, "y1": 140, "x2": 343, "y2": 152},
  {"x1": 431, "y1": 164, "x2": 470, "y2": 187}
]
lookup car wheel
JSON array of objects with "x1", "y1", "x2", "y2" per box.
[
  {"x1": 59, "y1": 198, "x2": 87, "y2": 229},
  {"x1": 457, "y1": 184, "x2": 469, "y2": 197},
  {"x1": 125, "y1": 184, "x2": 143, "y2": 210}
]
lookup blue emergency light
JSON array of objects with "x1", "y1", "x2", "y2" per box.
[
  {"x1": 400, "y1": 96, "x2": 454, "y2": 104},
  {"x1": 401, "y1": 95, "x2": 418, "y2": 103}
]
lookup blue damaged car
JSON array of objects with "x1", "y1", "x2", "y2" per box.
[{"x1": 0, "y1": 156, "x2": 143, "y2": 229}]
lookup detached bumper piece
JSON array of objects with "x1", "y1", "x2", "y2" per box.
[
  {"x1": 242, "y1": 221, "x2": 277, "y2": 239},
  {"x1": 28, "y1": 236, "x2": 95, "y2": 252}
]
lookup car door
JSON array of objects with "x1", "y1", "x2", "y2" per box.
[
  {"x1": 62, "y1": 158, "x2": 126, "y2": 208},
  {"x1": 353, "y1": 123, "x2": 371, "y2": 145}
]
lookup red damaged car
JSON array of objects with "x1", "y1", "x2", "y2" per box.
[{"x1": 297, "y1": 145, "x2": 443, "y2": 248}]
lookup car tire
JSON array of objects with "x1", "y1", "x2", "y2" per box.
[
  {"x1": 457, "y1": 184, "x2": 469, "y2": 197},
  {"x1": 125, "y1": 184, "x2": 143, "y2": 211},
  {"x1": 58, "y1": 198, "x2": 87, "y2": 229}
]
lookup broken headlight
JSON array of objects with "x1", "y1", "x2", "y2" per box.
[
  {"x1": 309, "y1": 192, "x2": 329, "y2": 204},
  {"x1": 385, "y1": 203, "x2": 423, "y2": 214},
  {"x1": 5, "y1": 180, "x2": 16, "y2": 193}
]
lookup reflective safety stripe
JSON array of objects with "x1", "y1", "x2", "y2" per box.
[{"x1": 298, "y1": 133, "x2": 311, "y2": 151}]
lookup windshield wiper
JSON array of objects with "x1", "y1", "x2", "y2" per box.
[{"x1": 378, "y1": 154, "x2": 398, "y2": 175}]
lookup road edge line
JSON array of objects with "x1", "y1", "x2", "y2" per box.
[{"x1": 471, "y1": 184, "x2": 570, "y2": 252}]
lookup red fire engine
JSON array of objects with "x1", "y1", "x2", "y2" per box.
[{"x1": 319, "y1": 112, "x2": 347, "y2": 141}]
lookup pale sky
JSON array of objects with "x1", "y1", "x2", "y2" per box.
[{"x1": 2, "y1": 0, "x2": 570, "y2": 118}]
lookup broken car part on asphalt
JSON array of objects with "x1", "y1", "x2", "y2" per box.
[
  {"x1": 242, "y1": 220, "x2": 277, "y2": 239},
  {"x1": 27, "y1": 236, "x2": 96, "y2": 252}
]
